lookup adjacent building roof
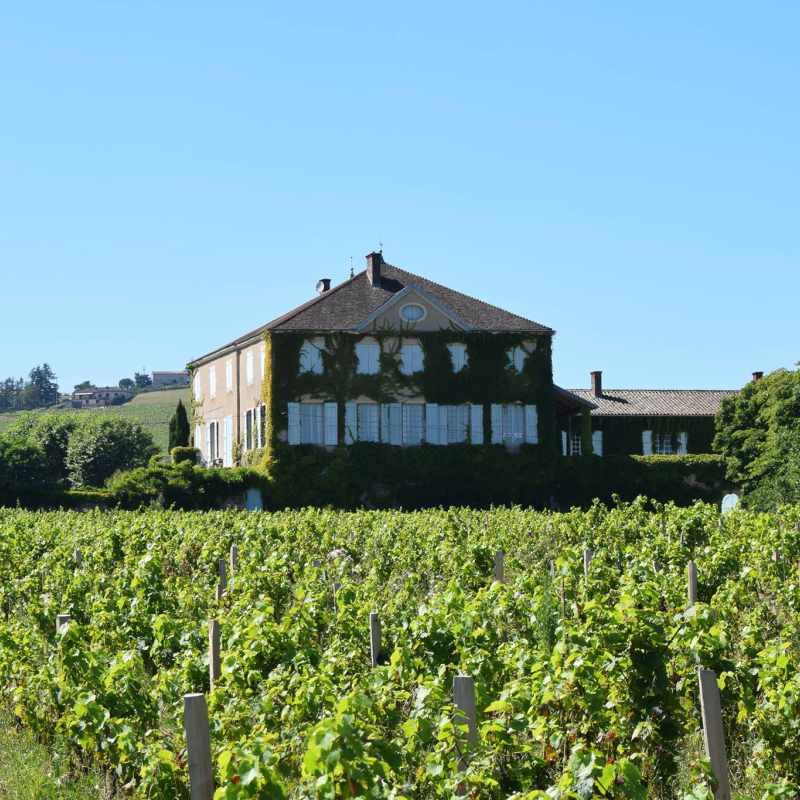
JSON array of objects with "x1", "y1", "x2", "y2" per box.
[
  {"x1": 190, "y1": 261, "x2": 552, "y2": 364},
  {"x1": 567, "y1": 389, "x2": 738, "y2": 417}
]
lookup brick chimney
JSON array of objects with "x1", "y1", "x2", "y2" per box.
[
  {"x1": 590, "y1": 370, "x2": 602, "y2": 397},
  {"x1": 752, "y1": 371, "x2": 764, "y2": 382},
  {"x1": 366, "y1": 251, "x2": 382, "y2": 288}
]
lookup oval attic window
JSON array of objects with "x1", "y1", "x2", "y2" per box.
[{"x1": 401, "y1": 304, "x2": 425, "y2": 321}]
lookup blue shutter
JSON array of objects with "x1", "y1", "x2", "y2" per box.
[
  {"x1": 389, "y1": 403, "x2": 402, "y2": 445},
  {"x1": 592, "y1": 430, "x2": 603, "y2": 456},
  {"x1": 490, "y1": 405, "x2": 503, "y2": 444},
  {"x1": 524, "y1": 405, "x2": 538, "y2": 444},
  {"x1": 414, "y1": 345, "x2": 424, "y2": 373},
  {"x1": 426, "y1": 403, "x2": 438, "y2": 444},
  {"x1": 470, "y1": 404, "x2": 483, "y2": 444},
  {"x1": 324, "y1": 403, "x2": 338, "y2": 445},
  {"x1": 344, "y1": 402, "x2": 357, "y2": 444},
  {"x1": 288, "y1": 403, "x2": 300, "y2": 445},
  {"x1": 205, "y1": 424, "x2": 211, "y2": 464},
  {"x1": 561, "y1": 430, "x2": 567, "y2": 456},
  {"x1": 642, "y1": 430, "x2": 653, "y2": 455},
  {"x1": 380, "y1": 405, "x2": 390, "y2": 443},
  {"x1": 677, "y1": 432, "x2": 688, "y2": 455}
]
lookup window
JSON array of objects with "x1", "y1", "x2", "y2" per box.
[
  {"x1": 448, "y1": 344, "x2": 468, "y2": 372},
  {"x1": 400, "y1": 344, "x2": 424, "y2": 375},
  {"x1": 206, "y1": 421, "x2": 219, "y2": 462},
  {"x1": 357, "y1": 403, "x2": 380, "y2": 442},
  {"x1": 447, "y1": 405, "x2": 470, "y2": 443},
  {"x1": 246, "y1": 351, "x2": 254, "y2": 384},
  {"x1": 400, "y1": 303, "x2": 425, "y2": 322},
  {"x1": 653, "y1": 433, "x2": 687, "y2": 455},
  {"x1": 356, "y1": 344, "x2": 380, "y2": 375},
  {"x1": 299, "y1": 342, "x2": 324, "y2": 374},
  {"x1": 243, "y1": 409, "x2": 255, "y2": 451},
  {"x1": 299, "y1": 404, "x2": 324, "y2": 444},
  {"x1": 225, "y1": 360, "x2": 233, "y2": 392},
  {"x1": 491, "y1": 404, "x2": 538, "y2": 445},
  {"x1": 570, "y1": 432, "x2": 582, "y2": 456},
  {"x1": 209, "y1": 366, "x2": 217, "y2": 398},
  {"x1": 592, "y1": 430, "x2": 603, "y2": 456},
  {"x1": 402, "y1": 404, "x2": 425, "y2": 445},
  {"x1": 508, "y1": 346, "x2": 526, "y2": 373}
]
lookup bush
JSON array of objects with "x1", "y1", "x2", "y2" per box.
[
  {"x1": 149, "y1": 453, "x2": 170, "y2": 467},
  {"x1": 170, "y1": 446, "x2": 198, "y2": 465},
  {"x1": 4, "y1": 412, "x2": 79, "y2": 486},
  {"x1": 106, "y1": 462, "x2": 268, "y2": 510}
]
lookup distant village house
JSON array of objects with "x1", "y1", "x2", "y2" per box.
[
  {"x1": 152, "y1": 370, "x2": 190, "y2": 387},
  {"x1": 71, "y1": 386, "x2": 135, "y2": 408}
]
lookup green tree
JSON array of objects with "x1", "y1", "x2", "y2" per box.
[
  {"x1": 73, "y1": 380, "x2": 93, "y2": 392},
  {"x1": 168, "y1": 399, "x2": 191, "y2": 450},
  {"x1": 118, "y1": 378, "x2": 135, "y2": 390},
  {"x1": 714, "y1": 364, "x2": 800, "y2": 508},
  {"x1": 65, "y1": 416, "x2": 157, "y2": 489},
  {"x1": 134, "y1": 372, "x2": 152, "y2": 389},
  {"x1": 0, "y1": 438, "x2": 48, "y2": 502}
]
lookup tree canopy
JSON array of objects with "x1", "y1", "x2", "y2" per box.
[{"x1": 714, "y1": 364, "x2": 800, "y2": 509}]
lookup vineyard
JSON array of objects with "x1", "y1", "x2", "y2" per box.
[{"x1": 1, "y1": 502, "x2": 799, "y2": 799}]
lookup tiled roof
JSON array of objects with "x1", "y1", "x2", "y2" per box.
[
  {"x1": 568, "y1": 389, "x2": 738, "y2": 417},
  {"x1": 190, "y1": 262, "x2": 552, "y2": 363}
]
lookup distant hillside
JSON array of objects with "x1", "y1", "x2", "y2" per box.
[{"x1": 0, "y1": 387, "x2": 191, "y2": 452}]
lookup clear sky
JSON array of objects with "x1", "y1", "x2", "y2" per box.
[{"x1": 1, "y1": 1, "x2": 797, "y2": 394}]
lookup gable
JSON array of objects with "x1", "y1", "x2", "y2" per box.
[{"x1": 355, "y1": 285, "x2": 471, "y2": 333}]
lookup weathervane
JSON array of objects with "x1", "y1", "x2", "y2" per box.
[
  {"x1": 349, "y1": 256, "x2": 354, "y2": 278},
  {"x1": 378, "y1": 239, "x2": 383, "y2": 254}
]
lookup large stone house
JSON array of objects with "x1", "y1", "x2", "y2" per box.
[{"x1": 187, "y1": 252, "x2": 738, "y2": 467}]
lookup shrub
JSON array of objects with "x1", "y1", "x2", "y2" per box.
[
  {"x1": 168, "y1": 400, "x2": 190, "y2": 450},
  {"x1": 170, "y1": 446, "x2": 198, "y2": 465}
]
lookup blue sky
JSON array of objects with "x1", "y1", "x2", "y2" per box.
[{"x1": 1, "y1": 1, "x2": 797, "y2": 393}]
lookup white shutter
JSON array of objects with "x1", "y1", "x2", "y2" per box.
[
  {"x1": 194, "y1": 425, "x2": 202, "y2": 449},
  {"x1": 246, "y1": 351, "x2": 254, "y2": 383},
  {"x1": 490, "y1": 404, "x2": 503, "y2": 444},
  {"x1": 592, "y1": 430, "x2": 603, "y2": 456},
  {"x1": 400, "y1": 345, "x2": 410, "y2": 376},
  {"x1": 524, "y1": 405, "x2": 538, "y2": 444},
  {"x1": 194, "y1": 374, "x2": 201, "y2": 402},
  {"x1": 344, "y1": 402, "x2": 357, "y2": 444},
  {"x1": 225, "y1": 416, "x2": 234, "y2": 466},
  {"x1": 225, "y1": 361, "x2": 232, "y2": 391},
  {"x1": 425, "y1": 403, "x2": 438, "y2": 444},
  {"x1": 222, "y1": 417, "x2": 228, "y2": 466},
  {"x1": 260, "y1": 344, "x2": 266, "y2": 379},
  {"x1": 324, "y1": 403, "x2": 338, "y2": 445},
  {"x1": 241, "y1": 412, "x2": 248, "y2": 451},
  {"x1": 470, "y1": 404, "x2": 483, "y2": 444},
  {"x1": 389, "y1": 403, "x2": 402, "y2": 445},
  {"x1": 255, "y1": 406, "x2": 262, "y2": 448},
  {"x1": 677, "y1": 432, "x2": 688, "y2": 455},
  {"x1": 205, "y1": 425, "x2": 211, "y2": 463},
  {"x1": 642, "y1": 430, "x2": 653, "y2": 455},
  {"x1": 561, "y1": 430, "x2": 567, "y2": 456},
  {"x1": 288, "y1": 403, "x2": 300, "y2": 445},
  {"x1": 209, "y1": 366, "x2": 216, "y2": 397}
]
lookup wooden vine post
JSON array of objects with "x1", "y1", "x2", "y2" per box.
[
  {"x1": 208, "y1": 620, "x2": 221, "y2": 689},
  {"x1": 215, "y1": 559, "x2": 227, "y2": 601},
  {"x1": 56, "y1": 614, "x2": 70, "y2": 633},
  {"x1": 494, "y1": 550, "x2": 504, "y2": 583},
  {"x1": 583, "y1": 548, "x2": 592, "y2": 579},
  {"x1": 549, "y1": 559, "x2": 556, "y2": 581},
  {"x1": 183, "y1": 693, "x2": 215, "y2": 800},
  {"x1": 73, "y1": 549, "x2": 82, "y2": 568},
  {"x1": 333, "y1": 582, "x2": 341, "y2": 614},
  {"x1": 369, "y1": 612, "x2": 381, "y2": 668},
  {"x1": 229, "y1": 545, "x2": 238, "y2": 572},
  {"x1": 687, "y1": 561, "x2": 698, "y2": 605},
  {"x1": 453, "y1": 675, "x2": 477, "y2": 773},
  {"x1": 697, "y1": 669, "x2": 731, "y2": 800}
]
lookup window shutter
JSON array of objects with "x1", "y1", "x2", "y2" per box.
[
  {"x1": 524, "y1": 405, "x2": 538, "y2": 444},
  {"x1": 415, "y1": 345, "x2": 424, "y2": 373},
  {"x1": 194, "y1": 425, "x2": 202, "y2": 448},
  {"x1": 592, "y1": 430, "x2": 603, "y2": 456},
  {"x1": 370, "y1": 345, "x2": 380, "y2": 375},
  {"x1": 400, "y1": 345, "x2": 409, "y2": 376},
  {"x1": 194, "y1": 374, "x2": 201, "y2": 402},
  {"x1": 288, "y1": 403, "x2": 300, "y2": 445},
  {"x1": 389, "y1": 403, "x2": 402, "y2": 445},
  {"x1": 490, "y1": 404, "x2": 503, "y2": 444},
  {"x1": 438, "y1": 405, "x2": 448, "y2": 445},
  {"x1": 205, "y1": 424, "x2": 211, "y2": 462},
  {"x1": 561, "y1": 430, "x2": 567, "y2": 456},
  {"x1": 314, "y1": 344, "x2": 324, "y2": 374},
  {"x1": 642, "y1": 430, "x2": 653, "y2": 455},
  {"x1": 426, "y1": 403, "x2": 438, "y2": 444},
  {"x1": 226, "y1": 416, "x2": 234, "y2": 466},
  {"x1": 380, "y1": 405, "x2": 390, "y2": 443},
  {"x1": 470, "y1": 404, "x2": 483, "y2": 444},
  {"x1": 344, "y1": 402, "x2": 357, "y2": 444},
  {"x1": 324, "y1": 403, "x2": 338, "y2": 445},
  {"x1": 260, "y1": 344, "x2": 266, "y2": 379},
  {"x1": 222, "y1": 417, "x2": 228, "y2": 466},
  {"x1": 677, "y1": 432, "x2": 688, "y2": 455}
]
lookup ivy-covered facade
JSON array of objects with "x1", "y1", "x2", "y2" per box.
[{"x1": 186, "y1": 252, "x2": 738, "y2": 506}]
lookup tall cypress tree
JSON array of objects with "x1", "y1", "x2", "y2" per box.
[{"x1": 168, "y1": 399, "x2": 191, "y2": 451}]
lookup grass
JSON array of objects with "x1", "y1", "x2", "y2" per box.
[{"x1": 0, "y1": 713, "x2": 109, "y2": 799}]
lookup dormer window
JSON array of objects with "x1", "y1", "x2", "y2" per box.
[{"x1": 400, "y1": 303, "x2": 426, "y2": 322}]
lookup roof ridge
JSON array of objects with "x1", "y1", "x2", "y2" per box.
[
  {"x1": 570, "y1": 388, "x2": 737, "y2": 393},
  {"x1": 385, "y1": 264, "x2": 553, "y2": 332}
]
